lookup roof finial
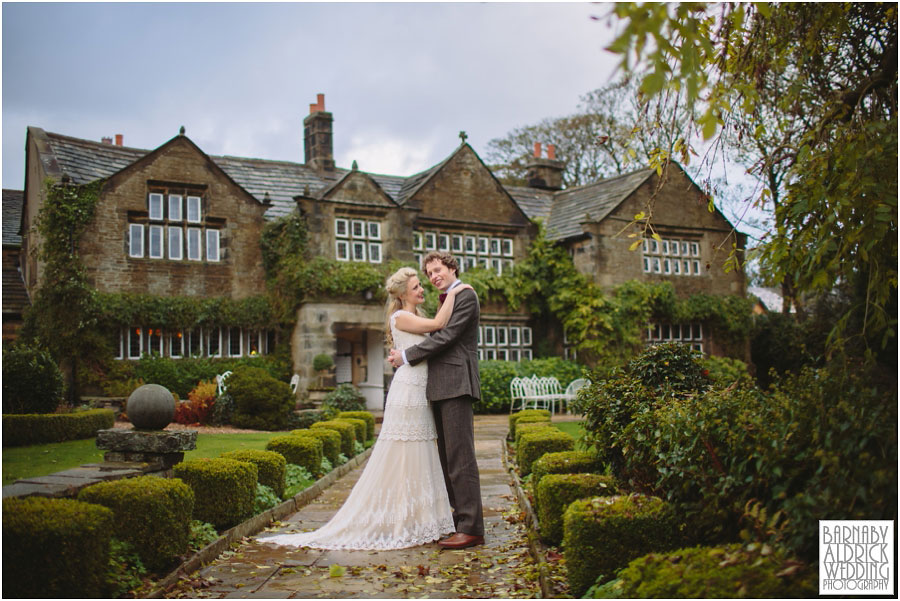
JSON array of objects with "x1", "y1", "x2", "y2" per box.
[
  {"x1": 179, "y1": 125, "x2": 186, "y2": 135},
  {"x1": 351, "y1": 160, "x2": 358, "y2": 171},
  {"x1": 459, "y1": 131, "x2": 468, "y2": 144}
]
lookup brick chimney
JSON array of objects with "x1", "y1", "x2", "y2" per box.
[
  {"x1": 101, "y1": 137, "x2": 113, "y2": 144},
  {"x1": 303, "y1": 93, "x2": 335, "y2": 172},
  {"x1": 115, "y1": 134, "x2": 124, "y2": 146},
  {"x1": 526, "y1": 142, "x2": 565, "y2": 190}
]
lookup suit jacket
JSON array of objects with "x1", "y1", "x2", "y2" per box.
[{"x1": 405, "y1": 287, "x2": 481, "y2": 401}]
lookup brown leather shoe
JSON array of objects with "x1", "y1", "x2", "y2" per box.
[{"x1": 438, "y1": 532, "x2": 485, "y2": 549}]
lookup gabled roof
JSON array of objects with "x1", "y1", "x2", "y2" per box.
[
  {"x1": 29, "y1": 127, "x2": 420, "y2": 221},
  {"x1": 315, "y1": 167, "x2": 400, "y2": 208},
  {"x1": 3, "y1": 189, "x2": 24, "y2": 246},
  {"x1": 545, "y1": 168, "x2": 654, "y2": 241},
  {"x1": 394, "y1": 155, "x2": 454, "y2": 206}
]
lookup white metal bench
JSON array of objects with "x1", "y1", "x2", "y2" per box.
[{"x1": 215, "y1": 371, "x2": 233, "y2": 396}]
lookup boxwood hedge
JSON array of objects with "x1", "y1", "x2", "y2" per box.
[
  {"x1": 535, "y1": 473, "x2": 617, "y2": 545},
  {"x1": 516, "y1": 428, "x2": 574, "y2": 476},
  {"x1": 291, "y1": 428, "x2": 341, "y2": 465},
  {"x1": 220, "y1": 449, "x2": 287, "y2": 499},
  {"x1": 337, "y1": 411, "x2": 375, "y2": 440},
  {"x1": 266, "y1": 435, "x2": 324, "y2": 474},
  {"x1": 532, "y1": 450, "x2": 604, "y2": 487},
  {"x1": 311, "y1": 420, "x2": 357, "y2": 457},
  {"x1": 174, "y1": 458, "x2": 257, "y2": 529}
]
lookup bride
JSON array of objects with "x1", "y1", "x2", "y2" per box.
[{"x1": 261, "y1": 267, "x2": 472, "y2": 550}]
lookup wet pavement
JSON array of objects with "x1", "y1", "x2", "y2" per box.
[{"x1": 160, "y1": 415, "x2": 546, "y2": 599}]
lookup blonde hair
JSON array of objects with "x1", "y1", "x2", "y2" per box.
[{"x1": 383, "y1": 267, "x2": 424, "y2": 348}]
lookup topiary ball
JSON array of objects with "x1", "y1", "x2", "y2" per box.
[{"x1": 127, "y1": 383, "x2": 175, "y2": 430}]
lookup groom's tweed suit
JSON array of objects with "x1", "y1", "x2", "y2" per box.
[{"x1": 404, "y1": 287, "x2": 484, "y2": 536}]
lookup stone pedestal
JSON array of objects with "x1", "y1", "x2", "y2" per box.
[{"x1": 96, "y1": 429, "x2": 197, "y2": 471}]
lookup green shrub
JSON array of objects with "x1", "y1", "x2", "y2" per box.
[
  {"x1": 475, "y1": 360, "x2": 521, "y2": 413},
  {"x1": 514, "y1": 421, "x2": 554, "y2": 446},
  {"x1": 508, "y1": 408, "x2": 551, "y2": 439},
  {"x1": 284, "y1": 463, "x2": 316, "y2": 498},
  {"x1": 228, "y1": 365, "x2": 294, "y2": 430},
  {"x1": 535, "y1": 473, "x2": 617, "y2": 545},
  {"x1": 336, "y1": 417, "x2": 367, "y2": 444},
  {"x1": 572, "y1": 341, "x2": 708, "y2": 481},
  {"x1": 2, "y1": 344, "x2": 65, "y2": 414},
  {"x1": 126, "y1": 355, "x2": 291, "y2": 399},
  {"x1": 173, "y1": 458, "x2": 257, "y2": 529},
  {"x1": 337, "y1": 411, "x2": 375, "y2": 440},
  {"x1": 591, "y1": 543, "x2": 818, "y2": 598},
  {"x1": 563, "y1": 494, "x2": 681, "y2": 596},
  {"x1": 532, "y1": 450, "x2": 604, "y2": 488},
  {"x1": 634, "y1": 365, "x2": 898, "y2": 558},
  {"x1": 516, "y1": 428, "x2": 574, "y2": 476},
  {"x1": 266, "y1": 435, "x2": 324, "y2": 474},
  {"x1": 2, "y1": 497, "x2": 114, "y2": 598},
  {"x1": 311, "y1": 420, "x2": 357, "y2": 457},
  {"x1": 699, "y1": 355, "x2": 752, "y2": 389},
  {"x1": 322, "y1": 383, "x2": 366, "y2": 413},
  {"x1": 209, "y1": 391, "x2": 235, "y2": 426},
  {"x1": 105, "y1": 538, "x2": 147, "y2": 598},
  {"x1": 254, "y1": 482, "x2": 282, "y2": 514},
  {"x1": 293, "y1": 408, "x2": 327, "y2": 429},
  {"x1": 188, "y1": 520, "x2": 220, "y2": 551},
  {"x1": 220, "y1": 449, "x2": 286, "y2": 498},
  {"x1": 78, "y1": 475, "x2": 194, "y2": 570},
  {"x1": 291, "y1": 428, "x2": 341, "y2": 465},
  {"x1": 2, "y1": 408, "x2": 115, "y2": 447}
]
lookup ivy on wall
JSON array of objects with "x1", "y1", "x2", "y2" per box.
[{"x1": 94, "y1": 293, "x2": 276, "y2": 330}]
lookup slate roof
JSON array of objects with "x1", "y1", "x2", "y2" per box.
[
  {"x1": 545, "y1": 169, "x2": 654, "y2": 241},
  {"x1": 33, "y1": 128, "x2": 424, "y2": 220},
  {"x1": 505, "y1": 185, "x2": 554, "y2": 221},
  {"x1": 28, "y1": 128, "x2": 669, "y2": 241},
  {"x1": 3, "y1": 189, "x2": 24, "y2": 246}
]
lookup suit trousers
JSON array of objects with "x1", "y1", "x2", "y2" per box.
[{"x1": 431, "y1": 395, "x2": 484, "y2": 536}]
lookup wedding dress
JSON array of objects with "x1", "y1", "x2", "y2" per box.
[{"x1": 260, "y1": 310, "x2": 454, "y2": 550}]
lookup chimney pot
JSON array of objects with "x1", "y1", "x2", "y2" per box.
[
  {"x1": 533, "y1": 142, "x2": 542, "y2": 158},
  {"x1": 102, "y1": 137, "x2": 112, "y2": 144},
  {"x1": 309, "y1": 103, "x2": 318, "y2": 114},
  {"x1": 115, "y1": 134, "x2": 123, "y2": 146},
  {"x1": 317, "y1": 93, "x2": 325, "y2": 110},
  {"x1": 547, "y1": 144, "x2": 556, "y2": 160}
]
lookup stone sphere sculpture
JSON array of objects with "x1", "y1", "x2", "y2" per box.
[{"x1": 126, "y1": 383, "x2": 175, "y2": 430}]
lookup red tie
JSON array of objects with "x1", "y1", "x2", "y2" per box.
[{"x1": 439, "y1": 293, "x2": 447, "y2": 304}]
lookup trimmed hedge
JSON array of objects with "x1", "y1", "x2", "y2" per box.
[
  {"x1": 173, "y1": 458, "x2": 257, "y2": 529},
  {"x1": 338, "y1": 411, "x2": 375, "y2": 440},
  {"x1": 514, "y1": 421, "x2": 554, "y2": 446},
  {"x1": 2, "y1": 497, "x2": 114, "y2": 598},
  {"x1": 220, "y1": 449, "x2": 287, "y2": 499},
  {"x1": 266, "y1": 435, "x2": 324, "y2": 474},
  {"x1": 532, "y1": 450, "x2": 604, "y2": 487},
  {"x1": 508, "y1": 409, "x2": 551, "y2": 439},
  {"x1": 592, "y1": 543, "x2": 818, "y2": 598},
  {"x1": 563, "y1": 494, "x2": 680, "y2": 597},
  {"x1": 2, "y1": 408, "x2": 115, "y2": 447},
  {"x1": 291, "y1": 428, "x2": 341, "y2": 465},
  {"x1": 536, "y1": 473, "x2": 618, "y2": 545},
  {"x1": 2, "y1": 344, "x2": 65, "y2": 414},
  {"x1": 516, "y1": 428, "x2": 574, "y2": 476},
  {"x1": 311, "y1": 420, "x2": 357, "y2": 457},
  {"x1": 335, "y1": 417, "x2": 367, "y2": 445},
  {"x1": 78, "y1": 475, "x2": 194, "y2": 570}
]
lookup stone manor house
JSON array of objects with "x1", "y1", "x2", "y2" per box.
[{"x1": 8, "y1": 94, "x2": 746, "y2": 409}]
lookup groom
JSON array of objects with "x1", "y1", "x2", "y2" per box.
[{"x1": 388, "y1": 251, "x2": 485, "y2": 549}]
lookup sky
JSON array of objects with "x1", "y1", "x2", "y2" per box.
[{"x1": 1, "y1": 2, "x2": 622, "y2": 189}]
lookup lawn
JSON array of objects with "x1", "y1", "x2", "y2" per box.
[
  {"x1": 3, "y1": 432, "x2": 286, "y2": 486},
  {"x1": 554, "y1": 420, "x2": 588, "y2": 449}
]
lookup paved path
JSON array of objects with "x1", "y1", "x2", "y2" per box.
[{"x1": 162, "y1": 415, "x2": 543, "y2": 599}]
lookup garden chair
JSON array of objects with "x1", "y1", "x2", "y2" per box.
[
  {"x1": 538, "y1": 376, "x2": 567, "y2": 414},
  {"x1": 290, "y1": 374, "x2": 300, "y2": 394},
  {"x1": 562, "y1": 377, "x2": 590, "y2": 414},
  {"x1": 216, "y1": 371, "x2": 233, "y2": 397},
  {"x1": 509, "y1": 377, "x2": 528, "y2": 413},
  {"x1": 521, "y1": 374, "x2": 552, "y2": 412}
]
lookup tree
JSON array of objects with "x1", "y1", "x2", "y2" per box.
[
  {"x1": 484, "y1": 78, "x2": 690, "y2": 188},
  {"x1": 606, "y1": 2, "x2": 898, "y2": 360}
]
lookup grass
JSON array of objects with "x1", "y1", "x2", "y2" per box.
[
  {"x1": 3, "y1": 432, "x2": 286, "y2": 486},
  {"x1": 554, "y1": 420, "x2": 588, "y2": 449}
]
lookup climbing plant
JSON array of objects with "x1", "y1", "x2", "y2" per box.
[{"x1": 21, "y1": 179, "x2": 106, "y2": 402}]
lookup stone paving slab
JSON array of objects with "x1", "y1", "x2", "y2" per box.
[{"x1": 161, "y1": 415, "x2": 544, "y2": 599}]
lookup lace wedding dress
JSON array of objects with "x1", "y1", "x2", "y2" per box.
[{"x1": 260, "y1": 310, "x2": 454, "y2": 550}]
